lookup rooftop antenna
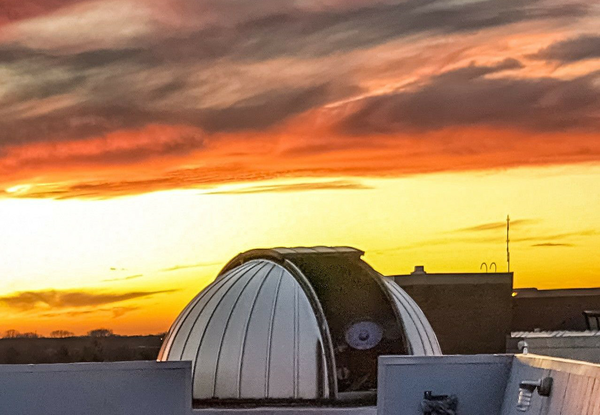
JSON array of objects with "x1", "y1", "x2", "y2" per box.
[{"x1": 507, "y1": 215, "x2": 511, "y2": 273}]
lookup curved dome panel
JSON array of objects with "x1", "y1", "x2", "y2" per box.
[
  {"x1": 158, "y1": 260, "x2": 328, "y2": 400},
  {"x1": 382, "y1": 277, "x2": 441, "y2": 355}
]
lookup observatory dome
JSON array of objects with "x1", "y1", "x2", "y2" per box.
[{"x1": 158, "y1": 247, "x2": 440, "y2": 403}]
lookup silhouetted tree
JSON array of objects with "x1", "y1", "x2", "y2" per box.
[
  {"x1": 16, "y1": 332, "x2": 39, "y2": 338},
  {"x1": 50, "y1": 330, "x2": 74, "y2": 338},
  {"x1": 54, "y1": 345, "x2": 71, "y2": 363},
  {"x1": 87, "y1": 328, "x2": 114, "y2": 337},
  {"x1": 0, "y1": 333, "x2": 162, "y2": 364},
  {"x1": 3, "y1": 329, "x2": 20, "y2": 338},
  {"x1": 113, "y1": 346, "x2": 132, "y2": 361},
  {"x1": 4, "y1": 347, "x2": 19, "y2": 364},
  {"x1": 82, "y1": 345, "x2": 101, "y2": 362}
]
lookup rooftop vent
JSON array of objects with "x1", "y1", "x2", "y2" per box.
[
  {"x1": 158, "y1": 247, "x2": 441, "y2": 404},
  {"x1": 412, "y1": 265, "x2": 426, "y2": 275}
]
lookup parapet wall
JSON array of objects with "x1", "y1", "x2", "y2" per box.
[
  {"x1": 0, "y1": 360, "x2": 192, "y2": 415},
  {"x1": 378, "y1": 354, "x2": 600, "y2": 415},
  {"x1": 1, "y1": 355, "x2": 598, "y2": 415},
  {"x1": 502, "y1": 355, "x2": 600, "y2": 415},
  {"x1": 508, "y1": 332, "x2": 600, "y2": 364}
]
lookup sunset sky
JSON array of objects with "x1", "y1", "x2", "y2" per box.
[{"x1": 1, "y1": 0, "x2": 599, "y2": 336}]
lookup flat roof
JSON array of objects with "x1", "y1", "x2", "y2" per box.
[
  {"x1": 389, "y1": 272, "x2": 513, "y2": 286},
  {"x1": 512, "y1": 330, "x2": 600, "y2": 338},
  {"x1": 513, "y1": 287, "x2": 600, "y2": 298}
]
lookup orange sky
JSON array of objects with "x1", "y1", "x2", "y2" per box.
[{"x1": 0, "y1": 0, "x2": 599, "y2": 336}]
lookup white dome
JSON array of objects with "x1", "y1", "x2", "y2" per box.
[{"x1": 159, "y1": 247, "x2": 440, "y2": 403}]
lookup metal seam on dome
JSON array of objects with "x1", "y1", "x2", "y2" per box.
[
  {"x1": 177, "y1": 262, "x2": 255, "y2": 360},
  {"x1": 159, "y1": 289, "x2": 203, "y2": 359},
  {"x1": 387, "y1": 281, "x2": 439, "y2": 354},
  {"x1": 293, "y1": 281, "x2": 299, "y2": 398},
  {"x1": 164, "y1": 262, "x2": 253, "y2": 360},
  {"x1": 264, "y1": 267, "x2": 285, "y2": 398},
  {"x1": 189, "y1": 262, "x2": 263, "y2": 394},
  {"x1": 213, "y1": 262, "x2": 271, "y2": 397},
  {"x1": 385, "y1": 281, "x2": 427, "y2": 354},
  {"x1": 161, "y1": 278, "x2": 222, "y2": 359},
  {"x1": 174, "y1": 263, "x2": 251, "y2": 358},
  {"x1": 390, "y1": 281, "x2": 435, "y2": 354},
  {"x1": 392, "y1": 284, "x2": 438, "y2": 354},
  {"x1": 236, "y1": 262, "x2": 277, "y2": 398}
]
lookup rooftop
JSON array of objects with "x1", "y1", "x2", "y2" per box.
[{"x1": 2, "y1": 354, "x2": 599, "y2": 414}]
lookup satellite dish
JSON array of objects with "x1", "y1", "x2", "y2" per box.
[{"x1": 345, "y1": 321, "x2": 383, "y2": 350}]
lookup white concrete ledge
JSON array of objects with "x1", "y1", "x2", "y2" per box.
[{"x1": 0, "y1": 360, "x2": 192, "y2": 415}]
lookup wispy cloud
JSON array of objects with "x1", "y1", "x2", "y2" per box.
[
  {"x1": 532, "y1": 34, "x2": 600, "y2": 64},
  {"x1": 102, "y1": 274, "x2": 144, "y2": 283},
  {"x1": 371, "y1": 226, "x2": 595, "y2": 253},
  {"x1": 0, "y1": 0, "x2": 598, "y2": 198},
  {"x1": 0, "y1": 289, "x2": 176, "y2": 311},
  {"x1": 514, "y1": 229, "x2": 598, "y2": 242},
  {"x1": 205, "y1": 180, "x2": 371, "y2": 195},
  {"x1": 531, "y1": 242, "x2": 574, "y2": 247},
  {"x1": 160, "y1": 262, "x2": 221, "y2": 273},
  {"x1": 39, "y1": 306, "x2": 140, "y2": 319},
  {"x1": 454, "y1": 219, "x2": 537, "y2": 233},
  {"x1": 335, "y1": 60, "x2": 600, "y2": 135}
]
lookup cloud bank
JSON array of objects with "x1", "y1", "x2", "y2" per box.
[
  {"x1": 0, "y1": 0, "x2": 599, "y2": 198},
  {"x1": 0, "y1": 289, "x2": 175, "y2": 311}
]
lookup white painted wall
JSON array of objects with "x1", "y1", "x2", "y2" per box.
[
  {"x1": 0, "y1": 361, "x2": 192, "y2": 415},
  {"x1": 377, "y1": 355, "x2": 512, "y2": 415},
  {"x1": 501, "y1": 355, "x2": 600, "y2": 415},
  {"x1": 378, "y1": 354, "x2": 600, "y2": 415},
  {"x1": 2, "y1": 354, "x2": 598, "y2": 415},
  {"x1": 508, "y1": 334, "x2": 600, "y2": 364}
]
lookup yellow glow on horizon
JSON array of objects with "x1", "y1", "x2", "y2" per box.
[{"x1": 1, "y1": 164, "x2": 600, "y2": 335}]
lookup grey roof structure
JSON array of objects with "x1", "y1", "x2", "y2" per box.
[
  {"x1": 511, "y1": 330, "x2": 600, "y2": 338},
  {"x1": 158, "y1": 247, "x2": 441, "y2": 403}
]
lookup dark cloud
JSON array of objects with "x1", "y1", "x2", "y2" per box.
[
  {"x1": 514, "y1": 229, "x2": 598, "y2": 242},
  {"x1": 0, "y1": 46, "x2": 150, "y2": 72},
  {"x1": 0, "y1": 0, "x2": 591, "y2": 148},
  {"x1": 39, "y1": 306, "x2": 139, "y2": 318},
  {"x1": 0, "y1": 289, "x2": 176, "y2": 311},
  {"x1": 205, "y1": 180, "x2": 372, "y2": 195},
  {"x1": 0, "y1": 83, "x2": 340, "y2": 149},
  {"x1": 337, "y1": 60, "x2": 600, "y2": 134},
  {"x1": 102, "y1": 274, "x2": 144, "y2": 283},
  {"x1": 1, "y1": 162, "x2": 375, "y2": 199},
  {"x1": 156, "y1": 0, "x2": 588, "y2": 62},
  {"x1": 0, "y1": 0, "x2": 85, "y2": 25},
  {"x1": 160, "y1": 262, "x2": 221, "y2": 273},
  {"x1": 197, "y1": 84, "x2": 339, "y2": 132},
  {"x1": 455, "y1": 218, "x2": 537, "y2": 233},
  {"x1": 531, "y1": 242, "x2": 574, "y2": 247},
  {"x1": 0, "y1": 0, "x2": 598, "y2": 193},
  {"x1": 373, "y1": 225, "x2": 595, "y2": 252},
  {"x1": 1, "y1": 165, "x2": 280, "y2": 199},
  {"x1": 532, "y1": 34, "x2": 600, "y2": 63}
]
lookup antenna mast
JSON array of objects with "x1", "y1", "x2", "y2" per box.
[{"x1": 506, "y1": 215, "x2": 510, "y2": 272}]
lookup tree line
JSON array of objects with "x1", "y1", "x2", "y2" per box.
[
  {"x1": 2, "y1": 328, "x2": 115, "y2": 339},
  {"x1": 0, "y1": 330, "x2": 163, "y2": 364}
]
